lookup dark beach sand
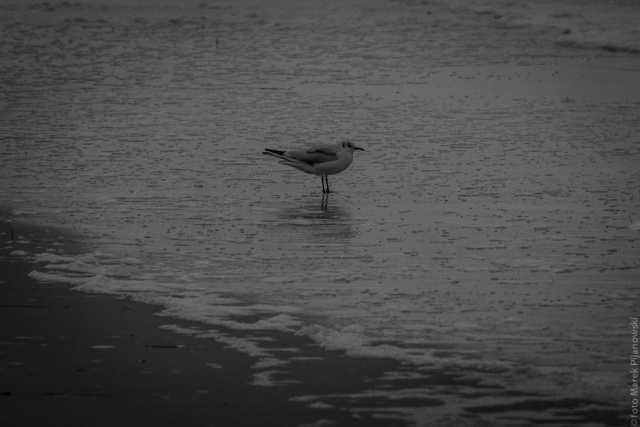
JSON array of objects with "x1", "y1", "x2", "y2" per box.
[
  {"x1": 1, "y1": 214, "x2": 626, "y2": 427},
  {"x1": 0, "y1": 215, "x2": 413, "y2": 427}
]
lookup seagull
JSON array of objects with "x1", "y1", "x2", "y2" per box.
[{"x1": 263, "y1": 140, "x2": 365, "y2": 194}]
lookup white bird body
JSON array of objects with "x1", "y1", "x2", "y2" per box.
[{"x1": 263, "y1": 141, "x2": 365, "y2": 193}]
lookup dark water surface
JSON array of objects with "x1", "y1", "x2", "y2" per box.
[{"x1": 2, "y1": 0, "x2": 639, "y2": 425}]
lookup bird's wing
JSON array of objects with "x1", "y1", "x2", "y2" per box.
[
  {"x1": 285, "y1": 148, "x2": 337, "y2": 165},
  {"x1": 307, "y1": 143, "x2": 340, "y2": 155}
]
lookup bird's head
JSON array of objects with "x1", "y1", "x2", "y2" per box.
[{"x1": 341, "y1": 140, "x2": 365, "y2": 152}]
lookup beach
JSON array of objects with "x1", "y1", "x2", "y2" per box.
[
  {"x1": 1, "y1": 217, "x2": 416, "y2": 427},
  {"x1": 1, "y1": 0, "x2": 639, "y2": 425}
]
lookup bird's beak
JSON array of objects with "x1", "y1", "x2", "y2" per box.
[{"x1": 354, "y1": 146, "x2": 365, "y2": 151}]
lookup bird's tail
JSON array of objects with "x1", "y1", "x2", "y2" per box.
[
  {"x1": 263, "y1": 148, "x2": 286, "y2": 157},
  {"x1": 263, "y1": 148, "x2": 319, "y2": 175},
  {"x1": 262, "y1": 149, "x2": 305, "y2": 165}
]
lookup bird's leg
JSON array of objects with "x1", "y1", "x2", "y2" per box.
[{"x1": 322, "y1": 175, "x2": 330, "y2": 194}]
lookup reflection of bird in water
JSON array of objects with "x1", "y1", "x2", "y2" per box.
[
  {"x1": 321, "y1": 193, "x2": 329, "y2": 210},
  {"x1": 262, "y1": 196, "x2": 356, "y2": 244},
  {"x1": 263, "y1": 140, "x2": 365, "y2": 194}
]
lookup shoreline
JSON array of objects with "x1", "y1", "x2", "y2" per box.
[
  {"x1": 1, "y1": 214, "x2": 628, "y2": 426},
  {"x1": 0, "y1": 214, "x2": 412, "y2": 427}
]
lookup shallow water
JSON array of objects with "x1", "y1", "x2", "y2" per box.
[{"x1": 2, "y1": 0, "x2": 640, "y2": 425}]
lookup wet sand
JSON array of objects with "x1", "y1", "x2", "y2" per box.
[
  {"x1": 0, "y1": 215, "x2": 628, "y2": 425},
  {"x1": 0, "y1": 216, "x2": 417, "y2": 427}
]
